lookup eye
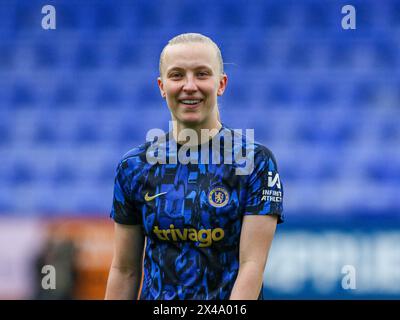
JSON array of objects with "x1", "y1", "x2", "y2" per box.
[
  {"x1": 169, "y1": 72, "x2": 183, "y2": 79},
  {"x1": 197, "y1": 71, "x2": 210, "y2": 78}
]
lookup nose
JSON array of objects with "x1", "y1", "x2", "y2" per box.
[{"x1": 182, "y1": 74, "x2": 198, "y2": 93}]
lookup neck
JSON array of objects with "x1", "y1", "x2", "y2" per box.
[{"x1": 171, "y1": 118, "x2": 222, "y2": 146}]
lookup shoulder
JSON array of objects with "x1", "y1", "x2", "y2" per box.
[
  {"x1": 116, "y1": 140, "x2": 154, "y2": 173},
  {"x1": 253, "y1": 144, "x2": 278, "y2": 165},
  {"x1": 116, "y1": 132, "x2": 170, "y2": 171},
  {"x1": 222, "y1": 126, "x2": 278, "y2": 163},
  {"x1": 120, "y1": 142, "x2": 151, "y2": 162}
]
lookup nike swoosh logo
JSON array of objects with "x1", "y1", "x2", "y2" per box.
[{"x1": 144, "y1": 192, "x2": 167, "y2": 201}]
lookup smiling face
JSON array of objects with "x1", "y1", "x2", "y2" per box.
[{"x1": 158, "y1": 42, "x2": 227, "y2": 129}]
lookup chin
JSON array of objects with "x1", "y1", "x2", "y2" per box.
[{"x1": 178, "y1": 114, "x2": 204, "y2": 125}]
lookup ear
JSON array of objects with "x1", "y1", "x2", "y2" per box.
[
  {"x1": 157, "y1": 77, "x2": 166, "y2": 98},
  {"x1": 217, "y1": 74, "x2": 228, "y2": 96}
]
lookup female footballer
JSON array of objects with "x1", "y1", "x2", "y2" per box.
[{"x1": 105, "y1": 33, "x2": 284, "y2": 300}]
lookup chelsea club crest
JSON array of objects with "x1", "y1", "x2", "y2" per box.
[{"x1": 208, "y1": 186, "x2": 229, "y2": 208}]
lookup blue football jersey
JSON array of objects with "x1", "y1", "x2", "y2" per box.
[{"x1": 110, "y1": 125, "x2": 284, "y2": 300}]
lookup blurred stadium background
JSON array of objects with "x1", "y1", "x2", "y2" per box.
[{"x1": 0, "y1": 0, "x2": 399, "y2": 299}]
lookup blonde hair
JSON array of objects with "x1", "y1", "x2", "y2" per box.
[
  {"x1": 159, "y1": 33, "x2": 224, "y2": 77},
  {"x1": 159, "y1": 33, "x2": 224, "y2": 121}
]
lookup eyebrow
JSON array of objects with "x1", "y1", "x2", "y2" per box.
[{"x1": 166, "y1": 65, "x2": 214, "y2": 73}]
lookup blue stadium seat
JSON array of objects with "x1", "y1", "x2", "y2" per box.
[
  {"x1": 366, "y1": 157, "x2": 400, "y2": 182},
  {"x1": 9, "y1": 162, "x2": 34, "y2": 185},
  {"x1": 52, "y1": 162, "x2": 78, "y2": 185},
  {"x1": 222, "y1": 82, "x2": 249, "y2": 107},
  {"x1": 96, "y1": 83, "x2": 122, "y2": 106},
  {"x1": 0, "y1": 188, "x2": 12, "y2": 212},
  {"x1": 13, "y1": 3, "x2": 35, "y2": 32},
  {"x1": 52, "y1": 83, "x2": 78, "y2": 107},
  {"x1": 305, "y1": 83, "x2": 334, "y2": 106},
  {"x1": 175, "y1": 0, "x2": 209, "y2": 28},
  {"x1": 117, "y1": 121, "x2": 144, "y2": 147},
  {"x1": 328, "y1": 43, "x2": 354, "y2": 68},
  {"x1": 265, "y1": 83, "x2": 293, "y2": 106},
  {"x1": 216, "y1": 0, "x2": 247, "y2": 28},
  {"x1": 302, "y1": 1, "x2": 332, "y2": 30},
  {"x1": 0, "y1": 124, "x2": 11, "y2": 146},
  {"x1": 0, "y1": 44, "x2": 15, "y2": 70},
  {"x1": 56, "y1": 4, "x2": 79, "y2": 29},
  {"x1": 220, "y1": 43, "x2": 244, "y2": 69},
  {"x1": 117, "y1": 44, "x2": 142, "y2": 68},
  {"x1": 351, "y1": 0, "x2": 374, "y2": 30},
  {"x1": 74, "y1": 44, "x2": 100, "y2": 69},
  {"x1": 133, "y1": 1, "x2": 162, "y2": 29},
  {"x1": 296, "y1": 122, "x2": 319, "y2": 144},
  {"x1": 11, "y1": 84, "x2": 36, "y2": 108},
  {"x1": 33, "y1": 123, "x2": 59, "y2": 144},
  {"x1": 390, "y1": 0, "x2": 400, "y2": 26},
  {"x1": 95, "y1": 162, "x2": 115, "y2": 184},
  {"x1": 242, "y1": 42, "x2": 268, "y2": 67},
  {"x1": 135, "y1": 84, "x2": 161, "y2": 106},
  {"x1": 285, "y1": 43, "x2": 312, "y2": 69},
  {"x1": 351, "y1": 82, "x2": 377, "y2": 107},
  {"x1": 73, "y1": 123, "x2": 102, "y2": 144},
  {"x1": 279, "y1": 162, "x2": 300, "y2": 182},
  {"x1": 94, "y1": 4, "x2": 119, "y2": 30},
  {"x1": 34, "y1": 43, "x2": 59, "y2": 69},
  {"x1": 379, "y1": 118, "x2": 400, "y2": 142},
  {"x1": 260, "y1": 3, "x2": 289, "y2": 29},
  {"x1": 314, "y1": 157, "x2": 340, "y2": 182},
  {"x1": 373, "y1": 41, "x2": 397, "y2": 69}
]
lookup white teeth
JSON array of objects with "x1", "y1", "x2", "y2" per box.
[{"x1": 181, "y1": 100, "x2": 201, "y2": 105}]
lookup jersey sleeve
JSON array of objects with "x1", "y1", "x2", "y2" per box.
[
  {"x1": 110, "y1": 159, "x2": 142, "y2": 225},
  {"x1": 244, "y1": 147, "x2": 284, "y2": 223}
]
